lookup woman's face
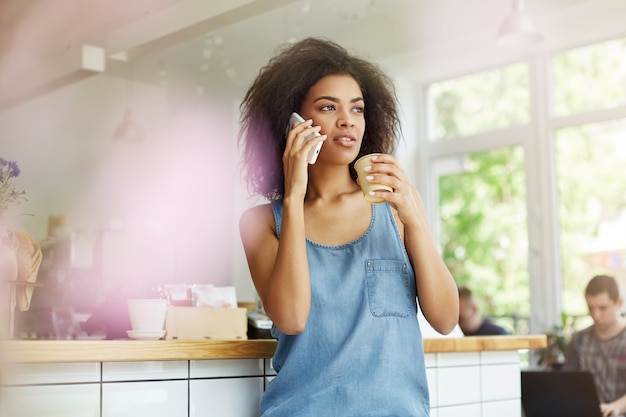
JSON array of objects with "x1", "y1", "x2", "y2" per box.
[{"x1": 299, "y1": 74, "x2": 365, "y2": 163}]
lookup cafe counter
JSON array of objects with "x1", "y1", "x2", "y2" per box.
[
  {"x1": 0, "y1": 335, "x2": 546, "y2": 417},
  {"x1": 0, "y1": 334, "x2": 545, "y2": 363}
]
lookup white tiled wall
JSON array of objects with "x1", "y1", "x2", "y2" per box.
[
  {"x1": 190, "y1": 377, "x2": 264, "y2": 417},
  {"x1": 438, "y1": 365, "x2": 481, "y2": 406},
  {"x1": 189, "y1": 358, "x2": 266, "y2": 416},
  {"x1": 103, "y1": 360, "x2": 188, "y2": 381},
  {"x1": 438, "y1": 403, "x2": 482, "y2": 417},
  {"x1": 102, "y1": 380, "x2": 188, "y2": 417},
  {"x1": 1, "y1": 352, "x2": 523, "y2": 417},
  {"x1": 5, "y1": 362, "x2": 100, "y2": 385},
  {"x1": 483, "y1": 399, "x2": 523, "y2": 417},
  {"x1": 100, "y1": 361, "x2": 190, "y2": 417},
  {"x1": 190, "y1": 358, "x2": 263, "y2": 378},
  {"x1": 481, "y1": 363, "x2": 520, "y2": 402},
  {"x1": 1, "y1": 384, "x2": 100, "y2": 417},
  {"x1": 0, "y1": 358, "x2": 268, "y2": 417},
  {"x1": 429, "y1": 350, "x2": 522, "y2": 417},
  {"x1": 0, "y1": 362, "x2": 101, "y2": 417}
]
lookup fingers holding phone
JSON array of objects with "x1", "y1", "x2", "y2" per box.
[{"x1": 286, "y1": 112, "x2": 325, "y2": 164}]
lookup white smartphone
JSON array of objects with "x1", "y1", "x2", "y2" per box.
[{"x1": 287, "y1": 112, "x2": 323, "y2": 164}]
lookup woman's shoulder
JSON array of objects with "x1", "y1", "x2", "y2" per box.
[
  {"x1": 240, "y1": 203, "x2": 274, "y2": 225},
  {"x1": 239, "y1": 202, "x2": 278, "y2": 244}
]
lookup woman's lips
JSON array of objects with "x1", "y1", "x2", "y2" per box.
[{"x1": 333, "y1": 136, "x2": 356, "y2": 147}]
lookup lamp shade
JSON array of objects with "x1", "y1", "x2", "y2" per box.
[
  {"x1": 497, "y1": 0, "x2": 544, "y2": 48},
  {"x1": 112, "y1": 109, "x2": 145, "y2": 143}
]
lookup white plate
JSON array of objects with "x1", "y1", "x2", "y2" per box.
[{"x1": 127, "y1": 330, "x2": 166, "y2": 340}]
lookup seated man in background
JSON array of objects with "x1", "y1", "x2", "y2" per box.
[
  {"x1": 564, "y1": 274, "x2": 626, "y2": 417},
  {"x1": 457, "y1": 286, "x2": 510, "y2": 336}
]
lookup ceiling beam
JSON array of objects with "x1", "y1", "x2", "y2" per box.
[
  {"x1": 0, "y1": 45, "x2": 105, "y2": 112},
  {"x1": 105, "y1": 0, "x2": 298, "y2": 60},
  {"x1": 0, "y1": 0, "x2": 297, "y2": 112}
]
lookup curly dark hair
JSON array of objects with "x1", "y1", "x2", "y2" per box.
[{"x1": 238, "y1": 37, "x2": 401, "y2": 200}]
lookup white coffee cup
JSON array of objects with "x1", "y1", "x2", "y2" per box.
[
  {"x1": 127, "y1": 299, "x2": 168, "y2": 331},
  {"x1": 354, "y1": 153, "x2": 393, "y2": 204}
]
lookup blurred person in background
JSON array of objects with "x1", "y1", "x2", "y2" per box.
[
  {"x1": 564, "y1": 274, "x2": 626, "y2": 417},
  {"x1": 457, "y1": 286, "x2": 510, "y2": 336}
]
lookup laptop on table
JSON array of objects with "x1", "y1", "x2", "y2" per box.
[{"x1": 521, "y1": 370, "x2": 602, "y2": 417}]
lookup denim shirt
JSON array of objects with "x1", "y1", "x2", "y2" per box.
[{"x1": 261, "y1": 200, "x2": 429, "y2": 417}]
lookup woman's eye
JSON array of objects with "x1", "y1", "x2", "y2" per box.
[
  {"x1": 353, "y1": 107, "x2": 364, "y2": 114},
  {"x1": 320, "y1": 104, "x2": 335, "y2": 111}
]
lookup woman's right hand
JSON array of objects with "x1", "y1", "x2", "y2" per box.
[{"x1": 283, "y1": 119, "x2": 326, "y2": 198}]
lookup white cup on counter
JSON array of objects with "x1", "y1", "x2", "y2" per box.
[{"x1": 126, "y1": 299, "x2": 168, "y2": 340}]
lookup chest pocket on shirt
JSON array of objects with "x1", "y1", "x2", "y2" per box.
[{"x1": 365, "y1": 259, "x2": 414, "y2": 318}]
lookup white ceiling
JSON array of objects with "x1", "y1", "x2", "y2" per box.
[{"x1": 1, "y1": 0, "x2": 625, "y2": 110}]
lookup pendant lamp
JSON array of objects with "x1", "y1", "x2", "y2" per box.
[
  {"x1": 111, "y1": 109, "x2": 145, "y2": 143},
  {"x1": 112, "y1": 62, "x2": 145, "y2": 143},
  {"x1": 497, "y1": 0, "x2": 544, "y2": 48}
]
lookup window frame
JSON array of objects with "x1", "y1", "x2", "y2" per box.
[{"x1": 413, "y1": 37, "x2": 626, "y2": 334}]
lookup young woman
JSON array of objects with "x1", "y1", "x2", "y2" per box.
[{"x1": 238, "y1": 37, "x2": 458, "y2": 416}]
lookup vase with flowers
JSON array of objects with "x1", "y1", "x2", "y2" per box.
[
  {"x1": 1, "y1": 157, "x2": 41, "y2": 339},
  {"x1": 0, "y1": 157, "x2": 27, "y2": 215},
  {"x1": 1, "y1": 157, "x2": 27, "y2": 281}
]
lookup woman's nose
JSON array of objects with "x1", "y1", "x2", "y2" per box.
[{"x1": 337, "y1": 112, "x2": 355, "y2": 127}]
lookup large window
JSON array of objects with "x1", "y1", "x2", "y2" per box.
[
  {"x1": 427, "y1": 63, "x2": 530, "y2": 141},
  {"x1": 423, "y1": 36, "x2": 626, "y2": 335},
  {"x1": 426, "y1": 63, "x2": 532, "y2": 332},
  {"x1": 436, "y1": 147, "x2": 529, "y2": 333},
  {"x1": 553, "y1": 38, "x2": 626, "y2": 117},
  {"x1": 555, "y1": 119, "x2": 626, "y2": 326},
  {"x1": 552, "y1": 38, "x2": 626, "y2": 331}
]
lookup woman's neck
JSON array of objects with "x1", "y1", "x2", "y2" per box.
[{"x1": 305, "y1": 166, "x2": 357, "y2": 202}]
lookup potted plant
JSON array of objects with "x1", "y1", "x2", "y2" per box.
[{"x1": 536, "y1": 312, "x2": 574, "y2": 370}]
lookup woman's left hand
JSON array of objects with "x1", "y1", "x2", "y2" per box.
[{"x1": 358, "y1": 154, "x2": 420, "y2": 227}]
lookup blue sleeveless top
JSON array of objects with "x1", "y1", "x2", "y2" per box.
[{"x1": 261, "y1": 200, "x2": 429, "y2": 417}]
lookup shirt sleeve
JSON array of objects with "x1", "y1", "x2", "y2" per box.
[{"x1": 563, "y1": 332, "x2": 581, "y2": 370}]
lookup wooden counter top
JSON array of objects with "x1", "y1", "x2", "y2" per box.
[
  {"x1": 1, "y1": 335, "x2": 546, "y2": 364},
  {"x1": 0, "y1": 339, "x2": 278, "y2": 363},
  {"x1": 423, "y1": 334, "x2": 546, "y2": 352}
]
